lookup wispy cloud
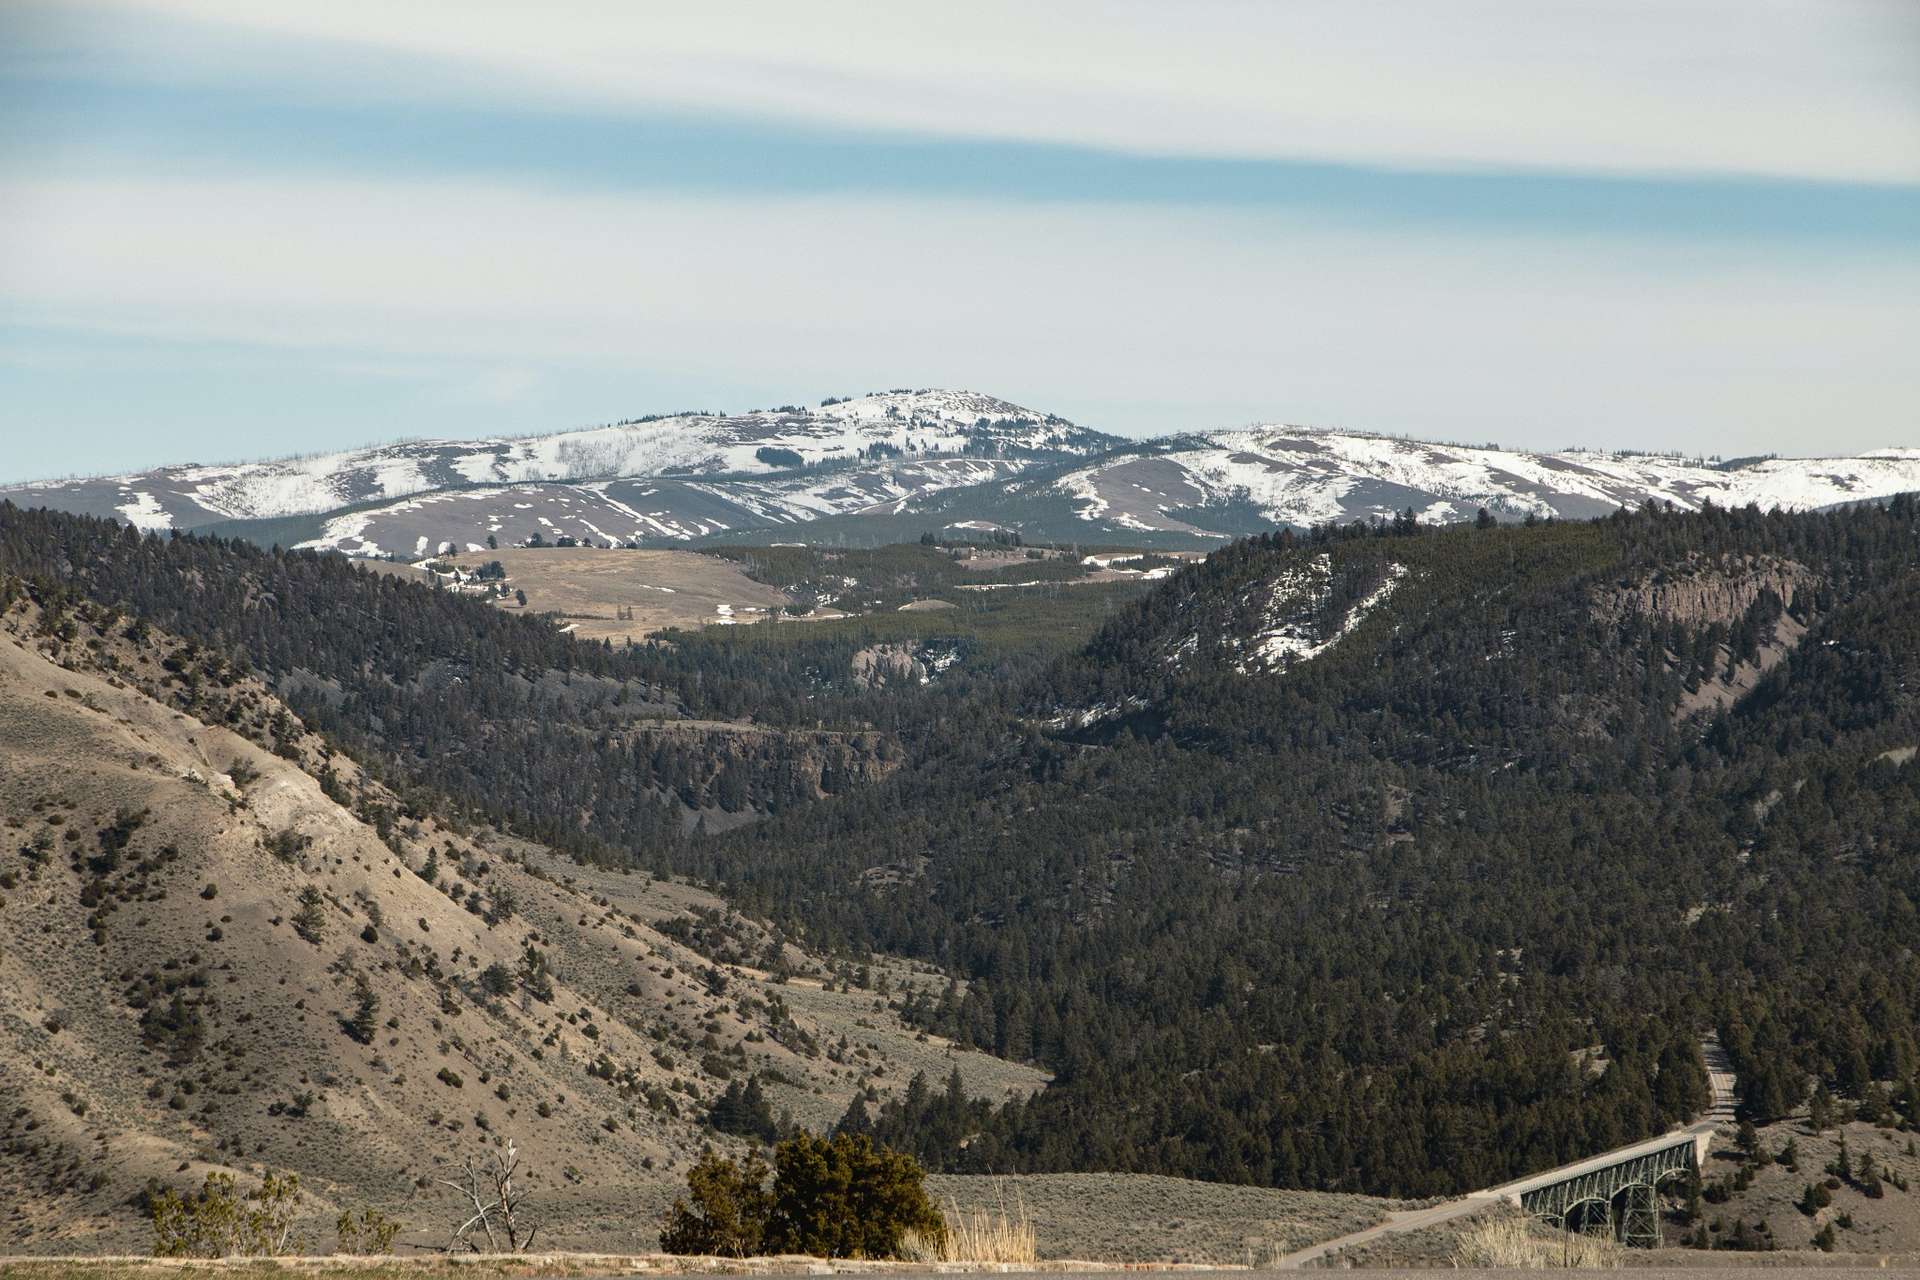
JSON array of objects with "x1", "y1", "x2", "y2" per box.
[
  {"x1": 5, "y1": 174, "x2": 1915, "y2": 451},
  {"x1": 37, "y1": 0, "x2": 1920, "y2": 183},
  {"x1": 0, "y1": 1, "x2": 1915, "y2": 477}
]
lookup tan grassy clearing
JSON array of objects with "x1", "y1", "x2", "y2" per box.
[
  {"x1": 390, "y1": 548, "x2": 795, "y2": 641},
  {"x1": 902, "y1": 1190, "x2": 1038, "y2": 1265},
  {"x1": 1452, "y1": 1216, "x2": 1622, "y2": 1269}
]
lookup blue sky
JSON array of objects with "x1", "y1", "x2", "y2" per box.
[{"x1": 3, "y1": 0, "x2": 1918, "y2": 480}]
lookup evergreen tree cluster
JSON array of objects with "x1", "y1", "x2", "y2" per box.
[
  {"x1": 707, "y1": 1074, "x2": 778, "y2": 1144},
  {"x1": 659, "y1": 1133, "x2": 941, "y2": 1258}
]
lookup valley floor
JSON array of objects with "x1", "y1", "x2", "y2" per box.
[{"x1": 0, "y1": 1171, "x2": 1402, "y2": 1265}]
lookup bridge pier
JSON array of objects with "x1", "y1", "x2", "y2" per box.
[{"x1": 1619, "y1": 1182, "x2": 1660, "y2": 1249}]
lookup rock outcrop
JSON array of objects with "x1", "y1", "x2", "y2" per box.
[{"x1": 1591, "y1": 554, "x2": 1817, "y2": 628}]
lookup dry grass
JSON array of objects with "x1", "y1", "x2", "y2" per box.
[
  {"x1": 0, "y1": 1259, "x2": 660, "y2": 1280},
  {"x1": 0, "y1": 1254, "x2": 1222, "y2": 1280},
  {"x1": 903, "y1": 1189, "x2": 1038, "y2": 1265},
  {"x1": 1452, "y1": 1216, "x2": 1622, "y2": 1269},
  {"x1": 924, "y1": 1171, "x2": 1402, "y2": 1265}
]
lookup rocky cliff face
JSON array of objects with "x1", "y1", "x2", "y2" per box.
[
  {"x1": 848, "y1": 642, "x2": 964, "y2": 689},
  {"x1": 1589, "y1": 554, "x2": 1822, "y2": 721},
  {"x1": 630, "y1": 719, "x2": 900, "y2": 826},
  {"x1": 1591, "y1": 555, "x2": 1818, "y2": 628}
]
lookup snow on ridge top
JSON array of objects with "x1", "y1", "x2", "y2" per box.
[
  {"x1": 1119, "y1": 429, "x2": 1920, "y2": 527},
  {"x1": 176, "y1": 450, "x2": 436, "y2": 520},
  {"x1": 28, "y1": 389, "x2": 1103, "y2": 524},
  {"x1": 498, "y1": 392, "x2": 1090, "y2": 483},
  {"x1": 1205, "y1": 424, "x2": 1920, "y2": 471},
  {"x1": 826, "y1": 388, "x2": 1052, "y2": 422}
]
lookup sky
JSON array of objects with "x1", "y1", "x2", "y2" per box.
[{"x1": 2, "y1": 1, "x2": 1918, "y2": 481}]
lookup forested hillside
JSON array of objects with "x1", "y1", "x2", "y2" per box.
[
  {"x1": 707, "y1": 502, "x2": 1920, "y2": 1196},
  {"x1": 0, "y1": 506, "x2": 1119, "y2": 852},
  {"x1": 4, "y1": 498, "x2": 1919, "y2": 1204}
]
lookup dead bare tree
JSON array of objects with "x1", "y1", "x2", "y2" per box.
[{"x1": 435, "y1": 1138, "x2": 540, "y2": 1253}]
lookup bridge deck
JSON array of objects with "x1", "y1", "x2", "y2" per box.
[{"x1": 1484, "y1": 1123, "x2": 1713, "y2": 1205}]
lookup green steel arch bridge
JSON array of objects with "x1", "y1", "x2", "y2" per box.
[
  {"x1": 1277, "y1": 1038, "x2": 1737, "y2": 1267},
  {"x1": 1277, "y1": 1125, "x2": 1718, "y2": 1268},
  {"x1": 1494, "y1": 1124, "x2": 1713, "y2": 1247}
]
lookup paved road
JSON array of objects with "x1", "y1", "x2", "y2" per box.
[
  {"x1": 1268, "y1": 1196, "x2": 1501, "y2": 1269},
  {"x1": 1701, "y1": 1030, "x2": 1740, "y2": 1124}
]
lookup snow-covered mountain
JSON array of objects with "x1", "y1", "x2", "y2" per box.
[
  {"x1": 1046, "y1": 428, "x2": 1920, "y2": 536},
  {"x1": 5, "y1": 393, "x2": 1917, "y2": 553},
  {"x1": 0, "y1": 390, "x2": 1111, "y2": 539}
]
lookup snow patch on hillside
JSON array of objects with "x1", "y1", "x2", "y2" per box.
[
  {"x1": 114, "y1": 490, "x2": 171, "y2": 531},
  {"x1": 1044, "y1": 695, "x2": 1152, "y2": 731},
  {"x1": 1237, "y1": 557, "x2": 1408, "y2": 674},
  {"x1": 1058, "y1": 468, "x2": 1113, "y2": 522},
  {"x1": 295, "y1": 455, "x2": 1036, "y2": 556}
]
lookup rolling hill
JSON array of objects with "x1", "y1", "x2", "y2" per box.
[
  {"x1": 7, "y1": 392, "x2": 1919, "y2": 555},
  {"x1": 1, "y1": 391, "x2": 1116, "y2": 553},
  {"x1": 0, "y1": 584, "x2": 1044, "y2": 1252},
  {"x1": 1051, "y1": 430, "x2": 1920, "y2": 535}
]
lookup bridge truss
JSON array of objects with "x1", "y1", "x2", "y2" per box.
[{"x1": 1517, "y1": 1135, "x2": 1697, "y2": 1247}]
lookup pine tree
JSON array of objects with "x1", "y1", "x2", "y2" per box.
[
  {"x1": 709, "y1": 1081, "x2": 745, "y2": 1135},
  {"x1": 740, "y1": 1075, "x2": 777, "y2": 1143},
  {"x1": 709, "y1": 1075, "x2": 776, "y2": 1143},
  {"x1": 762, "y1": 1131, "x2": 942, "y2": 1259},
  {"x1": 480, "y1": 963, "x2": 514, "y2": 997},
  {"x1": 292, "y1": 885, "x2": 327, "y2": 945},
  {"x1": 659, "y1": 1149, "x2": 769, "y2": 1258},
  {"x1": 518, "y1": 946, "x2": 554, "y2": 1004},
  {"x1": 1809, "y1": 1084, "x2": 1836, "y2": 1133},
  {"x1": 1830, "y1": 1133, "x2": 1853, "y2": 1183},
  {"x1": 836, "y1": 1092, "x2": 873, "y2": 1136},
  {"x1": 1860, "y1": 1152, "x2": 1883, "y2": 1199},
  {"x1": 346, "y1": 976, "x2": 380, "y2": 1044}
]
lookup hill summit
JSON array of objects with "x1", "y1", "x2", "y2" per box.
[{"x1": 6, "y1": 393, "x2": 1919, "y2": 555}]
